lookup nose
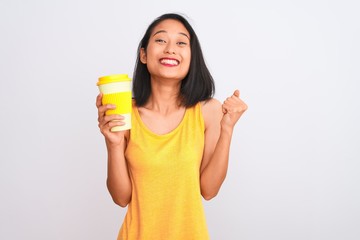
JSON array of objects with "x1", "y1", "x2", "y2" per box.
[{"x1": 164, "y1": 42, "x2": 176, "y2": 54}]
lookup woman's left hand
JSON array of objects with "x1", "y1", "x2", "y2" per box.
[{"x1": 221, "y1": 90, "x2": 248, "y2": 131}]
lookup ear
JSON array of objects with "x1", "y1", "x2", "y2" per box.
[{"x1": 140, "y1": 48, "x2": 147, "y2": 64}]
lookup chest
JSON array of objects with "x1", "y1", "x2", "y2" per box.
[
  {"x1": 126, "y1": 129, "x2": 204, "y2": 174},
  {"x1": 137, "y1": 107, "x2": 186, "y2": 135}
]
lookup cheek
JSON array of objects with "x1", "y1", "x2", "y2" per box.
[
  {"x1": 184, "y1": 51, "x2": 191, "y2": 68},
  {"x1": 145, "y1": 61, "x2": 157, "y2": 74},
  {"x1": 143, "y1": 51, "x2": 157, "y2": 68}
]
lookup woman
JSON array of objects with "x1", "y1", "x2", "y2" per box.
[{"x1": 96, "y1": 13, "x2": 248, "y2": 240}]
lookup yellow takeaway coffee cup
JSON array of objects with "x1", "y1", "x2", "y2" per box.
[{"x1": 97, "y1": 74, "x2": 132, "y2": 132}]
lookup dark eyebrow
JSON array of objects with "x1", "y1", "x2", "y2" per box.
[
  {"x1": 152, "y1": 30, "x2": 167, "y2": 36},
  {"x1": 179, "y1": 32, "x2": 190, "y2": 40},
  {"x1": 153, "y1": 30, "x2": 190, "y2": 40}
]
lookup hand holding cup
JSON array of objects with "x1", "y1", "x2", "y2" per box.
[{"x1": 96, "y1": 74, "x2": 132, "y2": 145}]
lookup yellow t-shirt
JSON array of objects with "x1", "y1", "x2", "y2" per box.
[{"x1": 118, "y1": 102, "x2": 209, "y2": 240}]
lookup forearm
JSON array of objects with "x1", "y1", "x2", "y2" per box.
[
  {"x1": 200, "y1": 127, "x2": 233, "y2": 200},
  {"x1": 106, "y1": 142, "x2": 132, "y2": 207}
]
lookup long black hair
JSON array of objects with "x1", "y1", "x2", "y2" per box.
[{"x1": 132, "y1": 13, "x2": 215, "y2": 107}]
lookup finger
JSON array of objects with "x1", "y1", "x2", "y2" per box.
[
  {"x1": 107, "y1": 120, "x2": 126, "y2": 129},
  {"x1": 98, "y1": 104, "x2": 116, "y2": 120},
  {"x1": 99, "y1": 114, "x2": 124, "y2": 129},
  {"x1": 101, "y1": 120, "x2": 126, "y2": 134},
  {"x1": 222, "y1": 105, "x2": 227, "y2": 114},
  {"x1": 96, "y1": 93, "x2": 103, "y2": 108},
  {"x1": 233, "y1": 89, "x2": 240, "y2": 98},
  {"x1": 103, "y1": 114, "x2": 125, "y2": 124},
  {"x1": 223, "y1": 98, "x2": 245, "y2": 113},
  {"x1": 224, "y1": 96, "x2": 238, "y2": 105},
  {"x1": 98, "y1": 104, "x2": 109, "y2": 117},
  {"x1": 222, "y1": 100, "x2": 233, "y2": 114},
  {"x1": 99, "y1": 116, "x2": 125, "y2": 131}
]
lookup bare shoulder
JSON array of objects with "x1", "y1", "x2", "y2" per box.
[
  {"x1": 201, "y1": 98, "x2": 223, "y2": 129},
  {"x1": 201, "y1": 98, "x2": 222, "y2": 112}
]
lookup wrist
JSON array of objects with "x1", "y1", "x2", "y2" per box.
[
  {"x1": 220, "y1": 125, "x2": 234, "y2": 137},
  {"x1": 105, "y1": 139, "x2": 126, "y2": 151}
]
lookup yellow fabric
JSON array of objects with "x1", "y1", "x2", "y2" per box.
[{"x1": 118, "y1": 102, "x2": 209, "y2": 240}]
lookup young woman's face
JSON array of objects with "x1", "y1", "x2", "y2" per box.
[{"x1": 140, "y1": 19, "x2": 191, "y2": 82}]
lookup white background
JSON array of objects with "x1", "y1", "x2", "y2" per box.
[{"x1": 1, "y1": 0, "x2": 359, "y2": 239}]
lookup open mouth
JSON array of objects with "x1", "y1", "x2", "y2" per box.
[{"x1": 160, "y1": 58, "x2": 179, "y2": 66}]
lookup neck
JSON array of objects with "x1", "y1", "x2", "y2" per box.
[{"x1": 145, "y1": 78, "x2": 183, "y2": 113}]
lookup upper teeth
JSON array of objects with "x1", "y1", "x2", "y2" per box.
[{"x1": 161, "y1": 59, "x2": 178, "y2": 65}]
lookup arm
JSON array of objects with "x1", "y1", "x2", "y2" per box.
[
  {"x1": 200, "y1": 90, "x2": 248, "y2": 200},
  {"x1": 96, "y1": 94, "x2": 132, "y2": 207}
]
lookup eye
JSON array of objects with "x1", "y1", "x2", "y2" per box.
[
  {"x1": 155, "y1": 39, "x2": 166, "y2": 43},
  {"x1": 177, "y1": 41, "x2": 188, "y2": 46}
]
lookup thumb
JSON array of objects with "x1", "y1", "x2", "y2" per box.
[{"x1": 233, "y1": 89, "x2": 240, "y2": 97}]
